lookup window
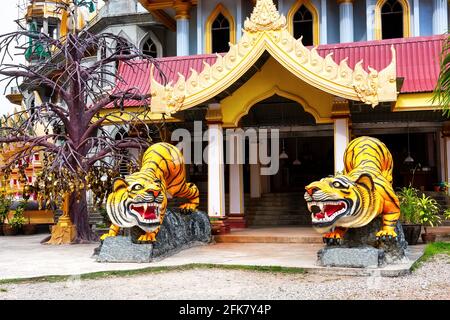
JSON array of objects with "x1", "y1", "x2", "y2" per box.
[
  {"x1": 293, "y1": 5, "x2": 313, "y2": 46},
  {"x1": 375, "y1": 0, "x2": 410, "y2": 40},
  {"x1": 381, "y1": 0, "x2": 403, "y2": 39},
  {"x1": 205, "y1": 4, "x2": 235, "y2": 54},
  {"x1": 211, "y1": 13, "x2": 231, "y2": 53},
  {"x1": 142, "y1": 37, "x2": 158, "y2": 58},
  {"x1": 287, "y1": 1, "x2": 319, "y2": 46}
]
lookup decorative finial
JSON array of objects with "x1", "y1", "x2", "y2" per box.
[{"x1": 244, "y1": 0, "x2": 286, "y2": 32}]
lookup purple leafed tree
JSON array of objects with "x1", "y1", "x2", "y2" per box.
[{"x1": 0, "y1": 25, "x2": 167, "y2": 242}]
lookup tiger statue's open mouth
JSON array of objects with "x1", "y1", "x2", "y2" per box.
[
  {"x1": 306, "y1": 199, "x2": 351, "y2": 227},
  {"x1": 128, "y1": 202, "x2": 162, "y2": 226}
]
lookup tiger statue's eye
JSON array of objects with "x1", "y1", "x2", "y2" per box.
[
  {"x1": 132, "y1": 184, "x2": 144, "y2": 191},
  {"x1": 333, "y1": 181, "x2": 343, "y2": 188}
]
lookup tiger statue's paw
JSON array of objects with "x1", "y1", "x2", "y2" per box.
[
  {"x1": 179, "y1": 203, "x2": 198, "y2": 213},
  {"x1": 137, "y1": 232, "x2": 157, "y2": 243},
  {"x1": 100, "y1": 233, "x2": 116, "y2": 241},
  {"x1": 376, "y1": 229, "x2": 398, "y2": 241},
  {"x1": 323, "y1": 230, "x2": 345, "y2": 246}
]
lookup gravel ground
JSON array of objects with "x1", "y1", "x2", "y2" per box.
[{"x1": 1, "y1": 255, "x2": 449, "y2": 300}]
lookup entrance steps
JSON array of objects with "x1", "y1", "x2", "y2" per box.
[
  {"x1": 214, "y1": 227, "x2": 322, "y2": 244},
  {"x1": 245, "y1": 192, "x2": 310, "y2": 226}
]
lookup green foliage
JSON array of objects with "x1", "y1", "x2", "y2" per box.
[
  {"x1": 398, "y1": 186, "x2": 421, "y2": 224},
  {"x1": 0, "y1": 193, "x2": 12, "y2": 224},
  {"x1": 434, "y1": 34, "x2": 450, "y2": 117},
  {"x1": 416, "y1": 194, "x2": 442, "y2": 231},
  {"x1": 9, "y1": 201, "x2": 27, "y2": 229}
]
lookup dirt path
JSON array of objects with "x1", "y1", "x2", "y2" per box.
[{"x1": 1, "y1": 255, "x2": 449, "y2": 300}]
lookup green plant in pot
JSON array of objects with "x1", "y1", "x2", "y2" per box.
[
  {"x1": 6, "y1": 201, "x2": 27, "y2": 235},
  {"x1": 416, "y1": 194, "x2": 442, "y2": 243},
  {"x1": 398, "y1": 186, "x2": 422, "y2": 245},
  {"x1": 0, "y1": 193, "x2": 12, "y2": 236}
]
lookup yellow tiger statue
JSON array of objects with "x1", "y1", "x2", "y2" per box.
[
  {"x1": 304, "y1": 136, "x2": 400, "y2": 244},
  {"x1": 101, "y1": 142, "x2": 199, "y2": 243}
]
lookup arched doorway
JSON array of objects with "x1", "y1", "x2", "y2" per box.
[{"x1": 232, "y1": 95, "x2": 334, "y2": 226}]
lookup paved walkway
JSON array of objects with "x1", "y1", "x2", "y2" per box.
[{"x1": 0, "y1": 234, "x2": 425, "y2": 280}]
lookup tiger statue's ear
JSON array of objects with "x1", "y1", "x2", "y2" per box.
[
  {"x1": 112, "y1": 178, "x2": 128, "y2": 192},
  {"x1": 355, "y1": 173, "x2": 374, "y2": 191}
]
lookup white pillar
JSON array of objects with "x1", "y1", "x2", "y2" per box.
[
  {"x1": 228, "y1": 131, "x2": 244, "y2": 214},
  {"x1": 176, "y1": 18, "x2": 190, "y2": 56},
  {"x1": 334, "y1": 118, "x2": 350, "y2": 173},
  {"x1": 207, "y1": 105, "x2": 226, "y2": 218},
  {"x1": 320, "y1": 0, "x2": 328, "y2": 44},
  {"x1": 366, "y1": 0, "x2": 376, "y2": 41},
  {"x1": 229, "y1": 164, "x2": 244, "y2": 214},
  {"x1": 413, "y1": 0, "x2": 420, "y2": 37},
  {"x1": 433, "y1": 0, "x2": 448, "y2": 35},
  {"x1": 339, "y1": 0, "x2": 354, "y2": 43}
]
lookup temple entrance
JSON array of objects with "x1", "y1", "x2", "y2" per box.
[{"x1": 229, "y1": 95, "x2": 334, "y2": 227}]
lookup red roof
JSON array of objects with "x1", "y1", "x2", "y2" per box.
[{"x1": 111, "y1": 35, "x2": 445, "y2": 108}]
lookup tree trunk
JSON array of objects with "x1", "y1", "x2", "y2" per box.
[{"x1": 69, "y1": 190, "x2": 96, "y2": 243}]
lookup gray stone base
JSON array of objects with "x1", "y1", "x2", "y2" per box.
[
  {"x1": 95, "y1": 209, "x2": 212, "y2": 263},
  {"x1": 318, "y1": 218, "x2": 409, "y2": 268},
  {"x1": 318, "y1": 246, "x2": 385, "y2": 268}
]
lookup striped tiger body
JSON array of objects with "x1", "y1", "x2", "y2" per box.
[
  {"x1": 101, "y1": 143, "x2": 199, "y2": 243},
  {"x1": 304, "y1": 136, "x2": 400, "y2": 243}
]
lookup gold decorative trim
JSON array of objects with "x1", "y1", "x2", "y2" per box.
[
  {"x1": 287, "y1": 0, "x2": 320, "y2": 46},
  {"x1": 150, "y1": 0, "x2": 398, "y2": 115},
  {"x1": 205, "y1": 3, "x2": 236, "y2": 54},
  {"x1": 244, "y1": 0, "x2": 286, "y2": 32},
  {"x1": 375, "y1": 0, "x2": 411, "y2": 40}
]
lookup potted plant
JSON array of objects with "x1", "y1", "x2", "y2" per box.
[
  {"x1": 0, "y1": 193, "x2": 12, "y2": 236},
  {"x1": 398, "y1": 186, "x2": 422, "y2": 245},
  {"x1": 5, "y1": 201, "x2": 27, "y2": 235},
  {"x1": 416, "y1": 194, "x2": 442, "y2": 243}
]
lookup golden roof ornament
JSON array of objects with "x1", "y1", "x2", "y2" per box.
[{"x1": 244, "y1": 0, "x2": 287, "y2": 32}]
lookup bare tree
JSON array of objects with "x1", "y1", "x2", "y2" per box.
[{"x1": 0, "y1": 19, "x2": 167, "y2": 242}]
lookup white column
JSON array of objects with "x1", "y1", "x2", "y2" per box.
[
  {"x1": 236, "y1": 0, "x2": 242, "y2": 42},
  {"x1": 320, "y1": 0, "x2": 328, "y2": 44},
  {"x1": 433, "y1": 0, "x2": 448, "y2": 35},
  {"x1": 366, "y1": 0, "x2": 376, "y2": 41},
  {"x1": 334, "y1": 118, "x2": 350, "y2": 173},
  {"x1": 339, "y1": 0, "x2": 354, "y2": 43},
  {"x1": 413, "y1": 0, "x2": 420, "y2": 37},
  {"x1": 438, "y1": 133, "x2": 445, "y2": 182},
  {"x1": 229, "y1": 163, "x2": 244, "y2": 215},
  {"x1": 176, "y1": 18, "x2": 190, "y2": 56},
  {"x1": 197, "y1": 0, "x2": 203, "y2": 54},
  {"x1": 207, "y1": 106, "x2": 226, "y2": 218},
  {"x1": 444, "y1": 136, "x2": 450, "y2": 195}
]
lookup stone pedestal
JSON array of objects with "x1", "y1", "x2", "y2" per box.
[
  {"x1": 317, "y1": 217, "x2": 408, "y2": 268},
  {"x1": 95, "y1": 209, "x2": 212, "y2": 263}
]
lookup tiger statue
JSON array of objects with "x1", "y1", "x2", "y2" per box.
[
  {"x1": 304, "y1": 136, "x2": 400, "y2": 245},
  {"x1": 101, "y1": 142, "x2": 199, "y2": 243}
]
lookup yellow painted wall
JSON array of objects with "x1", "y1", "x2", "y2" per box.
[{"x1": 220, "y1": 57, "x2": 334, "y2": 127}]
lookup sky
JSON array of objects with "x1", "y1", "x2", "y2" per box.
[{"x1": 0, "y1": 0, "x2": 24, "y2": 116}]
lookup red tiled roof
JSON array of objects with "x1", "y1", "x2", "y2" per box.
[{"x1": 111, "y1": 35, "x2": 445, "y2": 108}]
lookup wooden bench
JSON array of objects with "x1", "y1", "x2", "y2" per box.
[{"x1": 5, "y1": 210, "x2": 55, "y2": 225}]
